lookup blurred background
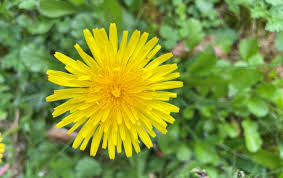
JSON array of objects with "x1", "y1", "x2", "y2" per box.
[{"x1": 1, "y1": 0, "x2": 283, "y2": 177}]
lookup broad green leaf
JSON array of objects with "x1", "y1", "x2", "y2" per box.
[
  {"x1": 224, "y1": 123, "x2": 238, "y2": 138},
  {"x1": 75, "y1": 157, "x2": 102, "y2": 178},
  {"x1": 176, "y1": 145, "x2": 192, "y2": 161},
  {"x1": 247, "y1": 149, "x2": 283, "y2": 169},
  {"x1": 242, "y1": 120, "x2": 263, "y2": 152},
  {"x1": 230, "y1": 68, "x2": 263, "y2": 91},
  {"x1": 275, "y1": 31, "x2": 283, "y2": 51},
  {"x1": 194, "y1": 141, "x2": 219, "y2": 164},
  {"x1": 39, "y1": 0, "x2": 77, "y2": 18},
  {"x1": 271, "y1": 55, "x2": 283, "y2": 65},
  {"x1": 248, "y1": 53, "x2": 263, "y2": 66},
  {"x1": 70, "y1": 0, "x2": 84, "y2": 5},
  {"x1": 239, "y1": 38, "x2": 258, "y2": 61},
  {"x1": 255, "y1": 82, "x2": 276, "y2": 99},
  {"x1": 188, "y1": 50, "x2": 217, "y2": 75},
  {"x1": 18, "y1": 0, "x2": 36, "y2": 10},
  {"x1": 103, "y1": 0, "x2": 122, "y2": 25},
  {"x1": 247, "y1": 97, "x2": 269, "y2": 117},
  {"x1": 186, "y1": 19, "x2": 204, "y2": 50},
  {"x1": 157, "y1": 125, "x2": 179, "y2": 155},
  {"x1": 271, "y1": 88, "x2": 283, "y2": 108}
]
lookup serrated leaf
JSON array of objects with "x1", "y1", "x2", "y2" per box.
[
  {"x1": 20, "y1": 43, "x2": 60, "y2": 72},
  {"x1": 27, "y1": 18, "x2": 56, "y2": 35},
  {"x1": 242, "y1": 120, "x2": 263, "y2": 152},
  {"x1": 39, "y1": 0, "x2": 77, "y2": 18},
  {"x1": 265, "y1": 6, "x2": 283, "y2": 32}
]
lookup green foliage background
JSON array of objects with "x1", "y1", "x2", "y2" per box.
[{"x1": 1, "y1": 0, "x2": 283, "y2": 177}]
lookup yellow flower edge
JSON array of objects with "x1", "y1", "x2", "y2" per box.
[
  {"x1": 0, "y1": 133, "x2": 5, "y2": 162},
  {"x1": 46, "y1": 23, "x2": 183, "y2": 159}
]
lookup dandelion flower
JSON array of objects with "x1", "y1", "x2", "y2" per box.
[
  {"x1": 0, "y1": 133, "x2": 5, "y2": 162},
  {"x1": 46, "y1": 23, "x2": 183, "y2": 159}
]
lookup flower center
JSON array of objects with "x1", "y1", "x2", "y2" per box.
[{"x1": 111, "y1": 86, "x2": 121, "y2": 98}]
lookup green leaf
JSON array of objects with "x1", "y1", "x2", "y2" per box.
[
  {"x1": 188, "y1": 49, "x2": 217, "y2": 75},
  {"x1": 275, "y1": 32, "x2": 283, "y2": 51},
  {"x1": 194, "y1": 141, "x2": 219, "y2": 164},
  {"x1": 247, "y1": 97, "x2": 269, "y2": 117},
  {"x1": 195, "y1": 0, "x2": 214, "y2": 16},
  {"x1": 239, "y1": 38, "x2": 258, "y2": 61},
  {"x1": 20, "y1": 43, "x2": 60, "y2": 72},
  {"x1": 271, "y1": 55, "x2": 283, "y2": 65},
  {"x1": 265, "y1": 6, "x2": 283, "y2": 32},
  {"x1": 242, "y1": 120, "x2": 263, "y2": 152},
  {"x1": 39, "y1": 0, "x2": 77, "y2": 18},
  {"x1": 70, "y1": 0, "x2": 84, "y2": 5},
  {"x1": 255, "y1": 82, "x2": 276, "y2": 99},
  {"x1": 266, "y1": 0, "x2": 283, "y2": 6},
  {"x1": 27, "y1": 18, "x2": 56, "y2": 34},
  {"x1": 18, "y1": 0, "x2": 36, "y2": 10},
  {"x1": 230, "y1": 67, "x2": 263, "y2": 91},
  {"x1": 0, "y1": 20, "x2": 21, "y2": 47},
  {"x1": 176, "y1": 145, "x2": 192, "y2": 161},
  {"x1": 75, "y1": 157, "x2": 102, "y2": 178},
  {"x1": 224, "y1": 123, "x2": 238, "y2": 138},
  {"x1": 211, "y1": 28, "x2": 238, "y2": 54},
  {"x1": 271, "y1": 88, "x2": 283, "y2": 108},
  {"x1": 186, "y1": 19, "x2": 204, "y2": 50},
  {"x1": 103, "y1": 0, "x2": 122, "y2": 25},
  {"x1": 248, "y1": 53, "x2": 263, "y2": 66},
  {"x1": 123, "y1": 0, "x2": 134, "y2": 6},
  {"x1": 183, "y1": 107, "x2": 194, "y2": 120},
  {"x1": 247, "y1": 149, "x2": 283, "y2": 169},
  {"x1": 157, "y1": 125, "x2": 179, "y2": 155},
  {"x1": 160, "y1": 25, "x2": 179, "y2": 49}
]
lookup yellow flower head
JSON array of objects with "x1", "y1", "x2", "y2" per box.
[
  {"x1": 0, "y1": 133, "x2": 5, "y2": 162},
  {"x1": 46, "y1": 23, "x2": 183, "y2": 159}
]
